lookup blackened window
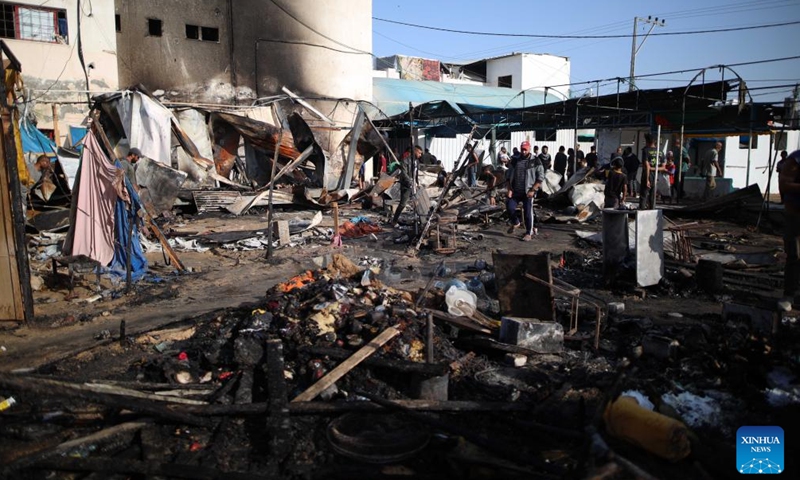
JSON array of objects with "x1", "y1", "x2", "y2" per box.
[
  {"x1": 201, "y1": 26, "x2": 218, "y2": 42},
  {"x1": 498, "y1": 75, "x2": 513, "y2": 88},
  {"x1": 115, "y1": 14, "x2": 120, "y2": 32},
  {"x1": 148, "y1": 18, "x2": 162, "y2": 36},
  {"x1": 186, "y1": 24, "x2": 218, "y2": 42},
  {"x1": 0, "y1": 4, "x2": 15, "y2": 38},
  {"x1": 185, "y1": 24, "x2": 198, "y2": 39}
]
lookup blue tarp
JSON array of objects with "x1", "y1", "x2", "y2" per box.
[
  {"x1": 69, "y1": 125, "x2": 87, "y2": 152},
  {"x1": 108, "y1": 163, "x2": 148, "y2": 281},
  {"x1": 19, "y1": 116, "x2": 57, "y2": 156}
]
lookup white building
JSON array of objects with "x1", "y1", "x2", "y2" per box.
[{"x1": 1, "y1": 0, "x2": 119, "y2": 143}]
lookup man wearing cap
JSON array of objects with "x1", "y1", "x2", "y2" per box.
[
  {"x1": 778, "y1": 150, "x2": 800, "y2": 312},
  {"x1": 506, "y1": 141, "x2": 544, "y2": 241},
  {"x1": 120, "y1": 147, "x2": 142, "y2": 188}
]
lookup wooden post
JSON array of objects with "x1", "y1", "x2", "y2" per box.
[
  {"x1": 51, "y1": 104, "x2": 60, "y2": 147},
  {"x1": 266, "y1": 106, "x2": 283, "y2": 260}
]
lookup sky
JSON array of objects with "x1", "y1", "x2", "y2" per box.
[{"x1": 371, "y1": 0, "x2": 800, "y2": 102}]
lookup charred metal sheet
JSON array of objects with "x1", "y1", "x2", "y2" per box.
[
  {"x1": 327, "y1": 108, "x2": 383, "y2": 191},
  {"x1": 135, "y1": 158, "x2": 188, "y2": 214},
  {"x1": 288, "y1": 112, "x2": 326, "y2": 187},
  {"x1": 211, "y1": 118, "x2": 240, "y2": 179},
  {"x1": 212, "y1": 112, "x2": 300, "y2": 159}
]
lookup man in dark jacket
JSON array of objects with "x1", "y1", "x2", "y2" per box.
[
  {"x1": 506, "y1": 141, "x2": 545, "y2": 241},
  {"x1": 391, "y1": 145, "x2": 420, "y2": 227},
  {"x1": 639, "y1": 134, "x2": 659, "y2": 210},
  {"x1": 538, "y1": 145, "x2": 552, "y2": 170}
]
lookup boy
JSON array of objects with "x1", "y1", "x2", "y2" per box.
[{"x1": 604, "y1": 157, "x2": 628, "y2": 209}]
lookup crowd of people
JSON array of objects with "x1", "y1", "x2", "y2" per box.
[{"x1": 366, "y1": 136, "x2": 732, "y2": 241}]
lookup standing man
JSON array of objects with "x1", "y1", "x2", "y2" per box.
[
  {"x1": 464, "y1": 144, "x2": 480, "y2": 187},
  {"x1": 699, "y1": 142, "x2": 723, "y2": 201},
  {"x1": 391, "y1": 145, "x2": 421, "y2": 227},
  {"x1": 506, "y1": 141, "x2": 544, "y2": 242},
  {"x1": 604, "y1": 157, "x2": 628, "y2": 209},
  {"x1": 778, "y1": 150, "x2": 800, "y2": 312},
  {"x1": 639, "y1": 134, "x2": 658, "y2": 210},
  {"x1": 538, "y1": 145, "x2": 552, "y2": 170},
  {"x1": 120, "y1": 147, "x2": 142, "y2": 188},
  {"x1": 585, "y1": 146, "x2": 599, "y2": 170},
  {"x1": 622, "y1": 146, "x2": 639, "y2": 196},
  {"x1": 554, "y1": 146, "x2": 568, "y2": 182}
]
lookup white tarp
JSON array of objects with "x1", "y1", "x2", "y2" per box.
[{"x1": 116, "y1": 92, "x2": 172, "y2": 165}]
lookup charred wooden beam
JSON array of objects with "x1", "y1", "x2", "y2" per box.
[
  {"x1": 33, "y1": 457, "x2": 275, "y2": 480},
  {"x1": 0, "y1": 373, "x2": 213, "y2": 427},
  {"x1": 265, "y1": 339, "x2": 291, "y2": 470},
  {"x1": 299, "y1": 345, "x2": 449, "y2": 376}
]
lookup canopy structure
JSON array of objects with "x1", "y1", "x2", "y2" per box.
[{"x1": 374, "y1": 79, "x2": 788, "y2": 137}]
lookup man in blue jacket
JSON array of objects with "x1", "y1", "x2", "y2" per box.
[{"x1": 506, "y1": 141, "x2": 545, "y2": 241}]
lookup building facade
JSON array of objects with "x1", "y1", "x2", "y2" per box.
[{"x1": 1, "y1": 0, "x2": 118, "y2": 141}]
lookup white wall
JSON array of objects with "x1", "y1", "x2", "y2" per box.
[
  {"x1": 520, "y1": 54, "x2": 570, "y2": 100},
  {"x1": 722, "y1": 131, "x2": 800, "y2": 195},
  {"x1": 8, "y1": 0, "x2": 118, "y2": 142},
  {"x1": 486, "y1": 55, "x2": 524, "y2": 90}
]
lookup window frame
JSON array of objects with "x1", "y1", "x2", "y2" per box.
[
  {"x1": 0, "y1": 2, "x2": 66, "y2": 44},
  {"x1": 185, "y1": 23, "x2": 219, "y2": 43}
]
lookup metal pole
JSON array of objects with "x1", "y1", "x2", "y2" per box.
[
  {"x1": 629, "y1": 17, "x2": 638, "y2": 92},
  {"x1": 265, "y1": 127, "x2": 283, "y2": 260},
  {"x1": 652, "y1": 124, "x2": 661, "y2": 208},
  {"x1": 746, "y1": 128, "x2": 752, "y2": 186}
]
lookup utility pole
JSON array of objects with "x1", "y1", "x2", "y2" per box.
[{"x1": 629, "y1": 16, "x2": 666, "y2": 92}]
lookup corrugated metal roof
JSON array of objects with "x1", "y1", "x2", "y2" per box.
[{"x1": 372, "y1": 77, "x2": 544, "y2": 118}]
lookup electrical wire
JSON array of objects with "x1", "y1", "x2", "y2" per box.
[
  {"x1": 269, "y1": 0, "x2": 370, "y2": 55},
  {"x1": 372, "y1": 17, "x2": 800, "y2": 39}
]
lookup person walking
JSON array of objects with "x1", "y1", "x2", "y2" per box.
[
  {"x1": 538, "y1": 145, "x2": 552, "y2": 170},
  {"x1": 778, "y1": 150, "x2": 800, "y2": 311},
  {"x1": 639, "y1": 134, "x2": 659, "y2": 210},
  {"x1": 506, "y1": 141, "x2": 544, "y2": 242}
]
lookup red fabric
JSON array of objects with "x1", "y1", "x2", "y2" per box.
[{"x1": 339, "y1": 221, "x2": 382, "y2": 238}]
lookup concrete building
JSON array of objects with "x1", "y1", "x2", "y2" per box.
[
  {"x1": 115, "y1": 0, "x2": 372, "y2": 148},
  {"x1": 1, "y1": 0, "x2": 118, "y2": 142}
]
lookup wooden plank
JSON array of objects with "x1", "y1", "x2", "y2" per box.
[
  {"x1": 274, "y1": 220, "x2": 290, "y2": 246},
  {"x1": 291, "y1": 326, "x2": 400, "y2": 402}
]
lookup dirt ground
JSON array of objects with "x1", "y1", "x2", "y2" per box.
[{"x1": 1, "y1": 203, "x2": 799, "y2": 479}]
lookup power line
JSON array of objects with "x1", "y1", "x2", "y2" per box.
[
  {"x1": 373, "y1": 17, "x2": 800, "y2": 39},
  {"x1": 269, "y1": 0, "x2": 370, "y2": 55}
]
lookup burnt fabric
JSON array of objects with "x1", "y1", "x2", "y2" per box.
[{"x1": 68, "y1": 131, "x2": 125, "y2": 266}]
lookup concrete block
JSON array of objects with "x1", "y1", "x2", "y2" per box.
[
  {"x1": 274, "y1": 220, "x2": 291, "y2": 246},
  {"x1": 499, "y1": 317, "x2": 563, "y2": 353},
  {"x1": 607, "y1": 302, "x2": 625, "y2": 314},
  {"x1": 504, "y1": 353, "x2": 528, "y2": 367},
  {"x1": 641, "y1": 334, "x2": 679, "y2": 360}
]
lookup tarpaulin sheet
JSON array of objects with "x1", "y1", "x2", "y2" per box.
[
  {"x1": 19, "y1": 115, "x2": 57, "y2": 156},
  {"x1": 69, "y1": 125, "x2": 87, "y2": 150},
  {"x1": 109, "y1": 169, "x2": 148, "y2": 281},
  {"x1": 116, "y1": 91, "x2": 172, "y2": 164},
  {"x1": 68, "y1": 131, "x2": 124, "y2": 266}
]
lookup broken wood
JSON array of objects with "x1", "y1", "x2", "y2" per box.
[
  {"x1": 0, "y1": 373, "x2": 213, "y2": 427},
  {"x1": 2, "y1": 420, "x2": 150, "y2": 474},
  {"x1": 34, "y1": 457, "x2": 274, "y2": 480},
  {"x1": 265, "y1": 339, "x2": 291, "y2": 468},
  {"x1": 291, "y1": 326, "x2": 400, "y2": 402},
  {"x1": 425, "y1": 308, "x2": 492, "y2": 334},
  {"x1": 179, "y1": 399, "x2": 530, "y2": 416},
  {"x1": 227, "y1": 144, "x2": 314, "y2": 215},
  {"x1": 300, "y1": 345, "x2": 449, "y2": 376}
]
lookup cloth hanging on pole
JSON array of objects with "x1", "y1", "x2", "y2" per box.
[
  {"x1": 109, "y1": 169, "x2": 148, "y2": 281},
  {"x1": 116, "y1": 91, "x2": 172, "y2": 164},
  {"x1": 67, "y1": 131, "x2": 126, "y2": 266}
]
